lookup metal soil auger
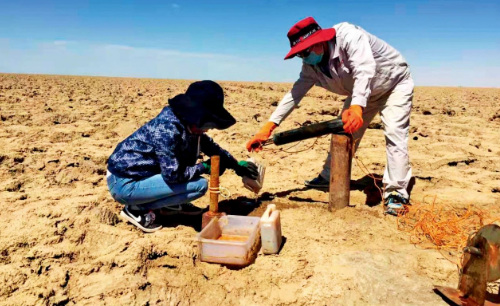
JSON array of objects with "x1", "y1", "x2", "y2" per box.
[
  {"x1": 435, "y1": 224, "x2": 500, "y2": 306},
  {"x1": 264, "y1": 118, "x2": 345, "y2": 146},
  {"x1": 263, "y1": 118, "x2": 352, "y2": 210}
]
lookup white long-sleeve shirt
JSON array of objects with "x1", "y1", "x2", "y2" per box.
[{"x1": 269, "y1": 22, "x2": 411, "y2": 125}]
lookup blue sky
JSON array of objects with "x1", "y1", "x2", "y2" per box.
[{"x1": 0, "y1": 0, "x2": 499, "y2": 87}]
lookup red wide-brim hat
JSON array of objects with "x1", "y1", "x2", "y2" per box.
[{"x1": 284, "y1": 17, "x2": 336, "y2": 60}]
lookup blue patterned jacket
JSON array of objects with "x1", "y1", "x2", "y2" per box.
[{"x1": 107, "y1": 106, "x2": 238, "y2": 183}]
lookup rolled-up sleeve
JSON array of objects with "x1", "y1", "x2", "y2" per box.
[
  {"x1": 342, "y1": 28, "x2": 376, "y2": 108},
  {"x1": 269, "y1": 64, "x2": 316, "y2": 125}
]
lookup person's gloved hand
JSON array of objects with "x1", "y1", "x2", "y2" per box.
[
  {"x1": 235, "y1": 161, "x2": 259, "y2": 180},
  {"x1": 201, "y1": 160, "x2": 227, "y2": 176},
  {"x1": 342, "y1": 105, "x2": 364, "y2": 134},
  {"x1": 246, "y1": 122, "x2": 277, "y2": 152}
]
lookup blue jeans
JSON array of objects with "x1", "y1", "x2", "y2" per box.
[{"x1": 107, "y1": 172, "x2": 208, "y2": 211}]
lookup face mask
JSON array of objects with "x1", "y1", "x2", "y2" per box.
[{"x1": 302, "y1": 51, "x2": 323, "y2": 65}]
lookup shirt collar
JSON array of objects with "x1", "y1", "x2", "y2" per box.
[{"x1": 329, "y1": 38, "x2": 339, "y2": 59}]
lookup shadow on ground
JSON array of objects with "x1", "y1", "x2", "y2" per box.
[
  {"x1": 255, "y1": 174, "x2": 417, "y2": 207},
  {"x1": 178, "y1": 174, "x2": 417, "y2": 231}
]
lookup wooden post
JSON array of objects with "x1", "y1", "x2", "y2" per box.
[
  {"x1": 328, "y1": 134, "x2": 353, "y2": 211},
  {"x1": 202, "y1": 155, "x2": 225, "y2": 229},
  {"x1": 209, "y1": 155, "x2": 220, "y2": 213}
]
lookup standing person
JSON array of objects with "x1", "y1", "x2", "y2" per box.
[
  {"x1": 108, "y1": 80, "x2": 258, "y2": 232},
  {"x1": 246, "y1": 17, "x2": 414, "y2": 215}
]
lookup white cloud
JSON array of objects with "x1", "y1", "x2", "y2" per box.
[
  {"x1": 103, "y1": 44, "x2": 135, "y2": 51},
  {"x1": 101, "y1": 44, "x2": 238, "y2": 59},
  {"x1": 407, "y1": 47, "x2": 500, "y2": 87},
  {"x1": 412, "y1": 65, "x2": 500, "y2": 88},
  {"x1": 2, "y1": 39, "x2": 497, "y2": 87},
  {"x1": 172, "y1": 3, "x2": 180, "y2": 9},
  {"x1": 0, "y1": 40, "x2": 301, "y2": 82},
  {"x1": 0, "y1": 38, "x2": 9, "y2": 48},
  {"x1": 52, "y1": 40, "x2": 75, "y2": 46}
]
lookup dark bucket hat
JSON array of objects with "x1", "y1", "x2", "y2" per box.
[{"x1": 169, "y1": 80, "x2": 236, "y2": 130}]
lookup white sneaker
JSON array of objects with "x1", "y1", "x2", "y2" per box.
[{"x1": 120, "y1": 207, "x2": 162, "y2": 233}]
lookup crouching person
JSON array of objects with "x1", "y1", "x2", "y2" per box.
[{"x1": 106, "y1": 80, "x2": 258, "y2": 233}]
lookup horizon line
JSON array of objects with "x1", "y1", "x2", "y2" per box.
[{"x1": 1, "y1": 72, "x2": 499, "y2": 89}]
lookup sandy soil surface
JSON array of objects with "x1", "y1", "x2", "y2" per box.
[{"x1": 1, "y1": 73, "x2": 500, "y2": 305}]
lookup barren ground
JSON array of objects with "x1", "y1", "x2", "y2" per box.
[{"x1": 1, "y1": 73, "x2": 500, "y2": 305}]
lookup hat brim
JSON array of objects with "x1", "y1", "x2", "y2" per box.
[
  {"x1": 169, "y1": 94, "x2": 236, "y2": 130},
  {"x1": 205, "y1": 105, "x2": 236, "y2": 130},
  {"x1": 284, "y1": 28, "x2": 336, "y2": 60}
]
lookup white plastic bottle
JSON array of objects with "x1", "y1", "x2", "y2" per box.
[{"x1": 260, "y1": 204, "x2": 282, "y2": 254}]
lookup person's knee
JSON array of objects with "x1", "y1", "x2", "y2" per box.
[
  {"x1": 383, "y1": 122, "x2": 409, "y2": 143},
  {"x1": 384, "y1": 125, "x2": 397, "y2": 139},
  {"x1": 109, "y1": 189, "x2": 129, "y2": 205},
  {"x1": 195, "y1": 178, "x2": 208, "y2": 195}
]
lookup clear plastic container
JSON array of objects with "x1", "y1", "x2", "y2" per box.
[
  {"x1": 197, "y1": 215, "x2": 261, "y2": 266},
  {"x1": 260, "y1": 204, "x2": 282, "y2": 254},
  {"x1": 242, "y1": 158, "x2": 265, "y2": 194}
]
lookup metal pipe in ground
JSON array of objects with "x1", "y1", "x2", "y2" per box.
[{"x1": 328, "y1": 134, "x2": 353, "y2": 211}]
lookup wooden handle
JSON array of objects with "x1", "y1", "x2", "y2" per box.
[
  {"x1": 209, "y1": 155, "x2": 220, "y2": 213},
  {"x1": 328, "y1": 134, "x2": 353, "y2": 211}
]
